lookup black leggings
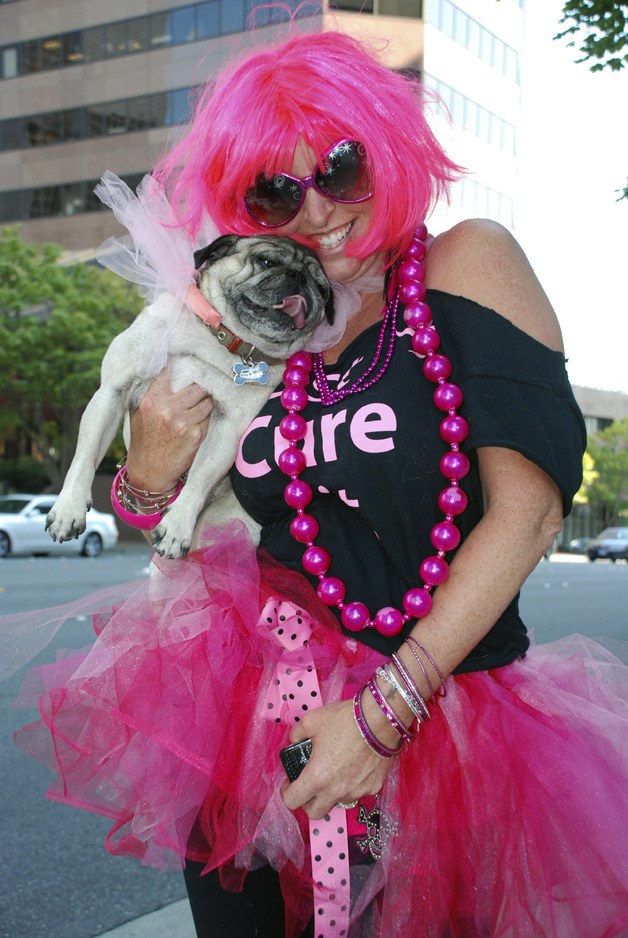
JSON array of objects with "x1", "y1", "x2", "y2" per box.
[{"x1": 183, "y1": 860, "x2": 314, "y2": 938}]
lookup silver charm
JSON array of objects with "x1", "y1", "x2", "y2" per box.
[
  {"x1": 354, "y1": 803, "x2": 399, "y2": 861},
  {"x1": 233, "y1": 361, "x2": 270, "y2": 386}
]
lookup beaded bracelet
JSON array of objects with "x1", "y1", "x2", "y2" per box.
[
  {"x1": 366, "y1": 677, "x2": 414, "y2": 743},
  {"x1": 353, "y1": 689, "x2": 401, "y2": 759},
  {"x1": 111, "y1": 466, "x2": 184, "y2": 531}
]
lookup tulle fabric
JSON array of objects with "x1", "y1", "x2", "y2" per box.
[{"x1": 11, "y1": 524, "x2": 628, "y2": 937}]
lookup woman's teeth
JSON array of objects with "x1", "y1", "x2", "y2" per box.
[{"x1": 318, "y1": 222, "x2": 352, "y2": 250}]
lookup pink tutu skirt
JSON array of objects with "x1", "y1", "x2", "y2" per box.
[{"x1": 10, "y1": 525, "x2": 628, "y2": 937}]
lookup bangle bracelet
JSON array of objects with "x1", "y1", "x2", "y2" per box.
[
  {"x1": 353, "y1": 689, "x2": 401, "y2": 759},
  {"x1": 111, "y1": 467, "x2": 183, "y2": 531},
  {"x1": 391, "y1": 654, "x2": 430, "y2": 721},
  {"x1": 405, "y1": 637, "x2": 447, "y2": 697},
  {"x1": 367, "y1": 677, "x2": 414, "y2": 742},
  {"x1": 376, "y1": 665, "x2": 427, "y2": 723}
]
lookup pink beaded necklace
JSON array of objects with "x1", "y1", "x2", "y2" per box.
[{"x1": 278, "y1": 224, "x2": 470, "y2": 637}]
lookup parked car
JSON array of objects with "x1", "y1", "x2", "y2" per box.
[
  {"x1": 0, "y1": 494, "x2": 118, "y2": 558},
  {"x1": 585, "y1": 527, "x2": 628, "y2": 563}
]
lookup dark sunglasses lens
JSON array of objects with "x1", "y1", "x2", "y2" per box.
[
  {"x1": 245, "y1": 174, "x2": 301, "y2": 225},
  {"x1": 316, "y1": 141, "x2": 370, "y2": 201}
]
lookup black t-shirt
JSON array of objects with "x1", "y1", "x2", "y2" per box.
[{"x1": 230, "y1": 289, "x2": 586, "y2": 672}]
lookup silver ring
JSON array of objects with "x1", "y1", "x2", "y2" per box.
[{"x1": 336, "y1": 800, "x2": 359, "y2": 810}]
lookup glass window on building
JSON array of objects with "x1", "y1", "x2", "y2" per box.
[
  {"x1": 64, "y1": 107, "x2": 85, "y2": 141},
  {"x1": 329, "y1": 0, "x2": 374, "y2": 10},
  {"x1": 127, "y1": 16, "x2": 150, "y2": 53},
  {"x1": 23, "y1": 39, "x2": 41, "y2": 72},
  {"x1": 63, "y1": 32, "x2": 85, "y2": 65},
  {"x1": 145, "y1": 93, "x2": 169, "y2": 128},
  {"x1": 171, "y1": 6, "x2": 197, "y2": 43},
  {"x1": 0, "y1": 189, "x2": 25, "y2": 223},
  {"x1": 149, "y1": 13, "x2": 173, "y2": 48},
  {"x1": 86, "y1": 104, "x2": 105, "y2": 138},
  {"x1": 42, "y1": 111, "x2": 63, "y2": 145},
  {"x1": 221, "y1": 0, "x2": 247, "y2": 34},
  {"x1": 378, "y1": 0, "x2": 421, "y2": 13},
  {"x1": 24, "y1": 115, "x2": 43, "y2": 146},
  {"x1": 41, "y1": 36, "x2": 63, "y2": 69},
  {"x1": 1, "y1": 46, "x2": 18, "y2": 78},
  {"x1": 1, "y1": 117, "x2": 21, "y2": 150},
  {"x1": 82, "y1": 25, "x2": 104, "y2": 63},
  {"x1": 166, "y1": 88, "x2": 192, "y2": 126},
  {"x1": 104, "y1": 21, "x2": 128, "y2": 57},
  {"x1": 104, "y1": 100, "x2": 129, "y2": 135},
  {"x1": 198, "y1": 1, "x2": 220, "y2": 38},
  {"x1": 63, "y1": 182, "x2": 86, "y2": 216}
]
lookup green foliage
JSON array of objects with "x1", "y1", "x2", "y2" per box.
[
  {"x1": 555, "y1": 1, "x2": 628, "y2": 72},
  {"x1": 0, "y1": 456, "x2": 50, "y2": 493},
  {"x1": 0, "y1": 227, "x2": 143, "y2": 489},
  {"x1": 580, "y1": 418, "x2": 628, "y2": 524}
]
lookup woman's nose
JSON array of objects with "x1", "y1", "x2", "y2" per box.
[{"x1": 300, "y1": 186, "x2": 335, "y2": 227}]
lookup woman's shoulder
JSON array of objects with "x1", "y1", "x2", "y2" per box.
[{"x1": 424, "y1": 218, "x2": 564, "y2": 353}]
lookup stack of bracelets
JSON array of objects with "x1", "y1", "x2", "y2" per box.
[
  {"x1": 110, "y1": 459, "x2": 186, "y2": 532},
  {"x1": 354, "y1": 637, "x2": 446, "y2": 758}
]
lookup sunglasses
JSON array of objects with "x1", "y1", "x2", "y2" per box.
[{"x1": 244, "y1": 139, "x2": 372, "y2": 228}]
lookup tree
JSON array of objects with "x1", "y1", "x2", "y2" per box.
[
  {"x1": 578, "y1": 418, "x2": 628, "y2": 525},
  {"x1": 555, "y1": 1, "x2": 628, "y2": 200},
  {"x1": 0, "y1": 227, "x2": 142, "y2": 490}
]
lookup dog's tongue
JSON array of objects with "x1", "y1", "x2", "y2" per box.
[{"x1": 273, "y1": 294, "x2": 307, "y2": 330}]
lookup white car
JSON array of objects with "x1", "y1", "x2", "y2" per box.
[{"x1": 0, "y1": 494, "x2": 118, "y2": 558}]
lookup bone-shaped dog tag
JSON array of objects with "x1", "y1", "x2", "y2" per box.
[{"x1": 233, "y1": 361, "x2": 270, "y2": 386}]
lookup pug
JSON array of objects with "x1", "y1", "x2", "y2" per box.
[{"x1": 46, "y1": 234, "x2": 333, "y2": 558}]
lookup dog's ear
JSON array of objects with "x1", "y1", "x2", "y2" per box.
[
  {"x1": 324, "y1": 289, "x2": 335, "y2": 324},
  {"x1": 194, "y1": 234, "x2": 240, "y2": 270}
]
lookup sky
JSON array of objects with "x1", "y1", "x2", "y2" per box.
[{"x1": 516, "y1": 0, "x2": 628, "y2": 394}]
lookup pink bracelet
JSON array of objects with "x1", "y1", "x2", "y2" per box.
[
  {"x1": 110, "y1": 467, "x2": 183, "y2": 531},
  {"x1": 366, "y1": 678, "x2": 414, "y2": 742},
  {"x1": 353, "y1": 690, "x2": 401, "y2": 759},
  {"x1": 391, "y1": 653, "x2": 430, "y2": 722},
  {"x1": 405, "y1": 637, "x2": 447, "y2": 697}
]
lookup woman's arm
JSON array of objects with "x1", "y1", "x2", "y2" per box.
[{"x1": 282, "y1": 220, "x2": 568, "y2": 817}]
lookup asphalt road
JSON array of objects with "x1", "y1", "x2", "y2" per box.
[{"x1": 0, "y1": 548, "x2": 626, "y2": 937}]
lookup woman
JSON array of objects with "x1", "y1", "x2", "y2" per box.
[{"x1": 12, "y1": 26, "x2": 628, "y2": 938}]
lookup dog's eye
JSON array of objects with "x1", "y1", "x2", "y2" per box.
[{"x1": 256, "y1": 257, "x2": 276, "y2": 269}]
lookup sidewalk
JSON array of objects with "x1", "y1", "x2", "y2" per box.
[{"x1": 98, "y1": 899, "x2": 195, "y2": 937}]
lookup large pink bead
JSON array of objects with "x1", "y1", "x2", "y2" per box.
[
  {"x1": 280, "y1": 387, "x2": 308, "y2": 411},
  {"x1": 440, "y1": 414, "x2": 469, "y2": 444},
  {"x1": 430, "y1": 521, "x2": 461, "y2": 551},
  {"x1": 302, "y1": 545, "x2": 331, "y2": 576},
  {"x1": 398, "y1": 259, "x2": 426, "y2": 283},
  {"x1": 420, "y1": 555, "x2": 450, "y2": 586},
  {"x1": 414, "y1": 223, "x2": 428, "y2": 240},
  {"x1": 412, "y1": 327, "x2": 440, "y2": 356},
  {"x1": 317, "y1": 576, "x2": 346, "y2": 607},
  {"x1": 403, "y1": 301, "x2": 432, "y2": 329},
  {"x1": 399, "y1": 280, "x2": 427, "y2": 304},
  {"x1": 278, "y1": 447, "x2": 306, "y2": 476},
  {"x1": 403, "y1": 587, "x2": 433, "y2": 618},
  {"x1": 279, "y1": 413, "x2": 307, "y2": 441},
  {"x1": 284, "y1": 479, "x2": 313, "y2": 509},
  {"x1": 341, "y1": 602, "x2": 371, "y2": 632},
  {"x1": 405, "y1": 239, "x2": 427, "y2": 260},
  {"x1": 440, "y1": 451, "x2": 470, "y2": 480},
  {"x1": 437, "y1": 485, "x2": 468, "y2": 516},
  {"x1": 286, "y1": 350, "x2": 313, "y2": 370},
  {"x1": 423, "y1": 354, "x2": 452, "y2": 382},
  {"x1": 290, "y1": 513, "x2": 319, "y2": 543},
  {"x1": 283, "y1": 365, "x2": 310, "y2": 388},
  {"x1": 374, "y1": 606, "x2": 405, "y2": 637},
  {"x1": 433, "y1": 382, "x2": 463, "y2": 412}
]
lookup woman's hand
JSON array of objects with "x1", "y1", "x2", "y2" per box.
[
  {"x1": 281, "y1": 695, "x2": 401, "y2": 819},
  {"x1": 126, "y1": 369, "x2": 213, "y2": 492}
]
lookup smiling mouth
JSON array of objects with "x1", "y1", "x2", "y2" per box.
[{"x1": 316, "y1": 221, "x2": 353, "y2": 251}]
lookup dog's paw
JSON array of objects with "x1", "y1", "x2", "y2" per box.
[
  {"x1": 151, "y1": 517, "x2": 192, "y2": 559},
  {"x1": 46, "y1": 497, "x2": 91, "y2": 542}
]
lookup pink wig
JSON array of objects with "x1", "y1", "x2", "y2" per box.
[{"x1": 154, "y1": 30, "x2": 460, "y2": 263}]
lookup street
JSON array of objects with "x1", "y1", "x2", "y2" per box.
[{"x1": 0, "y1": 549, "x2": 626, "y2": 937}]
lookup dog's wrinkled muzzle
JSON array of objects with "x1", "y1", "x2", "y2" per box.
[{"x1": 273, "y1": 294, "x2": 307, "y2": 329}]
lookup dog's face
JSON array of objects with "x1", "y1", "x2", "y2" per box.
[{"x1": 193, "y1": 235, "x2": 333, "y2": 357}]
